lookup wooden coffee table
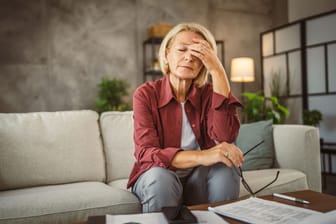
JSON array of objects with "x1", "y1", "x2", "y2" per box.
[
  {"x1": 189, "y1": 190, "x2": 336, "y2": 223},
  {"x1": 82, "y1": 190, "x2": 336, "y2": 224}
]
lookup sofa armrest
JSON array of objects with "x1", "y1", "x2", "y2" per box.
[{"x1": 273, "y1": 125, "x2": 321, "y2": 192}]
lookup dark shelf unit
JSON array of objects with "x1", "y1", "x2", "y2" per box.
[
  {"x1": 143, "y1": 37, "x2": 163, "y2": 82},
  {"x1": 143, "y1": 37, "x2": 224, "y2": 82}
]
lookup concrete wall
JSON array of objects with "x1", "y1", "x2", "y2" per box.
[
  {"x1": 288, "y1": 0, "x2": 336, "y2": 22},
  {"x1": 0, "y1": 0, "x2": 285, "y2": 112}
]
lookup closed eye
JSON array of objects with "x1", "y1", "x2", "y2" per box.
[{"x1": 174, "y1": 44, "x2": 188, "y2": 52}]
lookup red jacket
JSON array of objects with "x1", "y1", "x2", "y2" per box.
[{"x1": 127, "y1": 76, "x2": 242, "y2": 188}]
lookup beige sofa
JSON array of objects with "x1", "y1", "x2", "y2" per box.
[{"x1": 0, "y1": 110, "x2": 321, "y2": 224}]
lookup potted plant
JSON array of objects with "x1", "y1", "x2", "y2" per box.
[
  {"x1": 96, "y1": 78, "x2": 131, "y2": 112},
  {"x1": 241, "y1": 92, "x2": 289, "y2": 124},
  {"x1": 302, "y1": 109, "x2": 322, "y2": 127}
]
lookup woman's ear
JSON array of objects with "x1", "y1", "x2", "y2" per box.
[
  {"x1": 164, "y1": 50, "x2": 169, "y2": 64},
  {"x1": 163, "y1": 51, "x2": 170, "y2": 73}
]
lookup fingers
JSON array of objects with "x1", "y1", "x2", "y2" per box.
[
  {"x1": 219, "y1": 142, "x2": 244, "y2": 168},
  {"x1": 188, "y1": 38, "x2": 222, "y2": 73},
  {"x1": 221, "y1": 154, "x2": 236, "y2": 168},
  {"x1": 192, "y1": 38, "x2": 211, "y2": 49},
  {"x1": 189, "y1": 38, "x2": 212, "y2": 57},
  {"x1": 199, "y1": 142, "x2": 244, "y2": 168}
]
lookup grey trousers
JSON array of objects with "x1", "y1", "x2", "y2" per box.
[{"x1": 132, "y1": 163, "x2": 240, "y2": 212}]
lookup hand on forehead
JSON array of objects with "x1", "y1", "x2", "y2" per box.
[{"x1": 169, "y1": 31, "x2": 211, "y2": 52}]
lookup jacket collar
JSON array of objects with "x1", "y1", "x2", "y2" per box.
[{"x1": 158, "y1": 75, "x2": 201, "y2": 110}]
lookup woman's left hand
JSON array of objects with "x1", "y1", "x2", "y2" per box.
[
  {"x1": 189, "y1": 38, "x2": 224, "y2": 76},
  {"x1": 189, "y1": 38, "x2": 231, "y2": 97}
]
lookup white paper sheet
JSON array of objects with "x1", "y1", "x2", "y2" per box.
[
  {"x1": 298, "y1": 210, "x2": 336, "y2": 224},
  {"x1": 208, "y1": 197, "x2": 322, "y2": 224},
  {"x1": 192, "y1": 210, "x2": 229, "y2": 223},
  {"x1": 106, "y1": 212, "x2": 167, "y2": 224},
  {"x1": 106, "y1": 210, "x2": 229, "y2": 224}
]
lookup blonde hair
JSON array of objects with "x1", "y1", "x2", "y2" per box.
[{"x1": 158, "y1": 23, "x2": 217, "y2": 87}]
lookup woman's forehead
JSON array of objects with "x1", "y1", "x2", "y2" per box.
[{"x1": 171, "y1": 31, "x2": 204, "y2": 45}]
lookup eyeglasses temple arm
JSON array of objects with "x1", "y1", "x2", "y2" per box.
[
  {"x1": 238, "y1": 167, "x2": 256, "y2": 197},
  {"x1": 243, "y1": 179, "x2": 255, "y2": 197},
  {"x1": 243, "y1": 140, "x2": 265, "y2": 156},
  {"x1": 253, "y1": 170, "x2": 280, "y2": 195}
]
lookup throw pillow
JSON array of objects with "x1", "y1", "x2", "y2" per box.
[{"x1": 235, "y1": 119, "x2": 274, "y2": 171}]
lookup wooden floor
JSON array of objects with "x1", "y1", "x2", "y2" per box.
[{"x1": 322, "y1": 174, "x2": 336, "y2": 196}]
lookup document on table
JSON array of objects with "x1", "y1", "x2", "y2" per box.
[
  {"x1": 192, "y1": 210, "x2": 229, "y2": 223},
  {"x1": 106, "y1": 210, "x2": 228, "y2": 224},
  {"x1": 298, "y1": 210, "x2": 336, "y2": 224},
  {"x1": 208, "y1": 197, "x2": 322, "y2": 224},
  {"x1": 106, "y1": 212, "x2": 166, "y2": 224}
]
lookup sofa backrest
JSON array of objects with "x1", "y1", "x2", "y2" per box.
[
  {"x1": 273, "y1": 124, "x2": 321, "y2": 192},
  {"x1": 0, "y1": 110, "x2": 106, "y2": 190},
  {"x1": 100, "y1": 111, "x2": 135, "y2": 182}
]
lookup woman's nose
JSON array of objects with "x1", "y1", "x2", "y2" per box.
[{"x1": 184, "y1": 51, "x2": 193, "y2": 61}]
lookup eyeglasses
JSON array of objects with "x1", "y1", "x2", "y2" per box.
[{"x1": 235, "y1": 140, "x2": 280, "y2": 196}]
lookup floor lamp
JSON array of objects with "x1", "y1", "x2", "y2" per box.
[
  {"x1": 230, "y1": 57, "x2": 255, "y2": 123},
  {"x1": 230, "y1": 57, "x2": 255, "y2": 98}
]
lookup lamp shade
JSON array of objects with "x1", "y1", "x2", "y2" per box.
[{"x1": 230, "y1": 57, "x2": 255, "y2": 82}]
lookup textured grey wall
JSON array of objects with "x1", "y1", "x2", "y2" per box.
[{"x1": 0, "y1": 0, "x2": 286, "y2": 112}]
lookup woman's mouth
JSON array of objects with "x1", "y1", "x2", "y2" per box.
[{"x1": 179, "y1": 65, "x2": 193, "y2": 70}]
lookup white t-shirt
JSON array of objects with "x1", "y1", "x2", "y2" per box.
[{"x1": 176, "y1": 102, "x2": 200, "y2": 178}]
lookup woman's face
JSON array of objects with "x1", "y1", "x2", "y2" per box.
[{"x1": 166, "y1": 31, "x2": 204, "y2": 80}]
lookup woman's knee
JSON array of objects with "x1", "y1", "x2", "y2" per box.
[
  {"x1": 133, "y1": 167, "x2": 183, "y2": 212},
  {"x1": 142, "y1": 167, "x2": 182, "y2": 191},
  {"x1": 209, "y1": 163, "x2": 240, "y2": 183},
  {"x1": 208, "y1": 163, "x2": 240, "y2": 202}
]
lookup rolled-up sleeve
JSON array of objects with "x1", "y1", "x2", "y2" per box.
[
  {"x1": 208, "y1": 91, "x2": 243, "y2": 143},
  {"x1": 211, "y1": 91, "x2": 242, "y2": 111}
]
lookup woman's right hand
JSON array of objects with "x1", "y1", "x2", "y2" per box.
[{"x1": 198, "y1": 142, "x2": 244, "y2": 167}]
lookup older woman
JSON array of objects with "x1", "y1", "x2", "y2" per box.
[{"x1": 127, "y1": 22, "x2": 243, "y2": 213}]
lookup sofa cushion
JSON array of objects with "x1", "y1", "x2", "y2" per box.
[
  {"x1": 0, "y1": 110, "x2": 105, "y2": 190},
  {"x1": 100, "y1": 111, "x2": 135, "y2": 183},
  {"x1": 108, "y1": 179, "x2": 130, "y2": 191},
  {"x1": 235, "y1": 120, "x2": 275, "y2": 171},
  {"x1": 239, "y1": 168, "x2": 308, "y2": 197},
  {"x1": 0, "y1": 182, "x2": 141, "y2": 224}
]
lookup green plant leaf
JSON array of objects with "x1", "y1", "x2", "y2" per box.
[
  {"x1": 96, "y1": 78, "x2": 131, "y2": 113},
  {"x1": 242, "y1": 92, "x2": 289, "y2": 124},
  {"x1": 302, "y1": 109, "x2": 322, "y2": 126},
  {"x1": 277, "y1": 105, "x2": 290, "y2": 117}
]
